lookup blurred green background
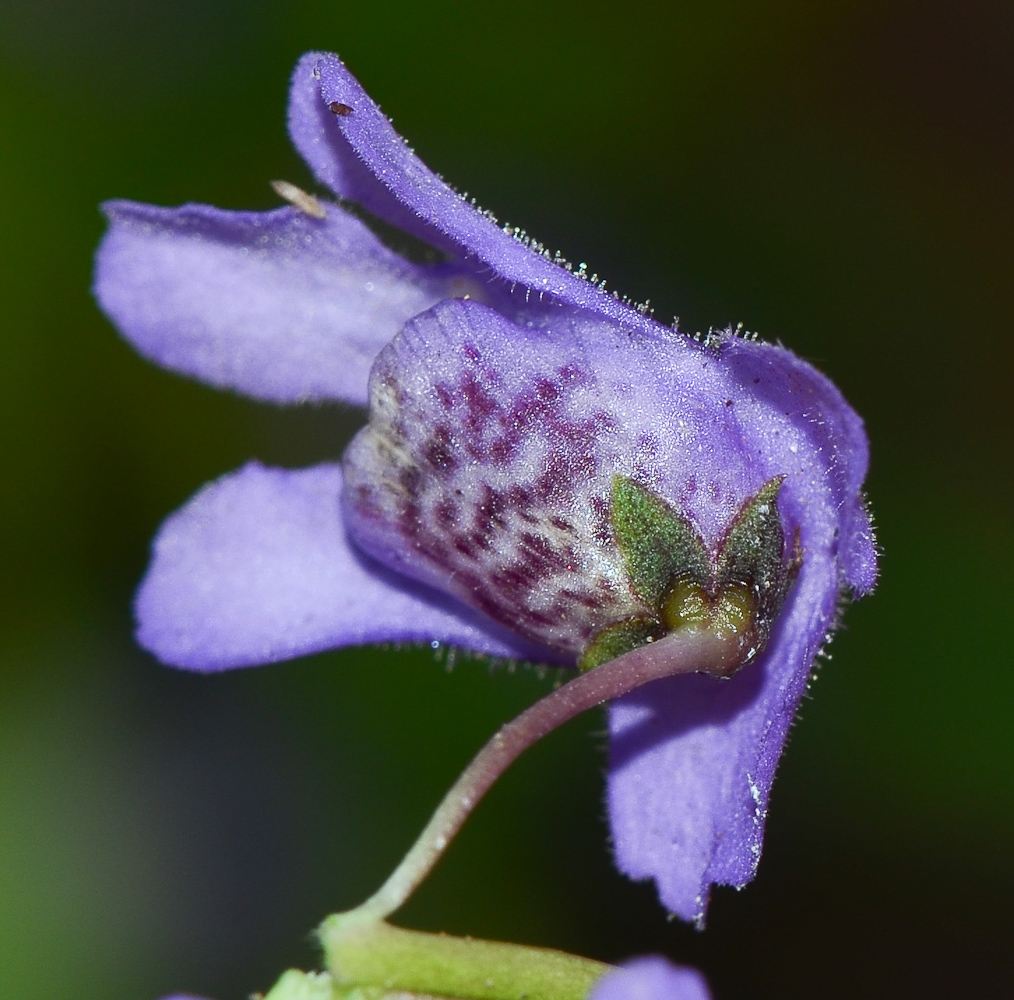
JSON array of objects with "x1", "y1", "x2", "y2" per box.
[{"x1": 1, "y1": 1, "x2": 1011, "y2": 997}]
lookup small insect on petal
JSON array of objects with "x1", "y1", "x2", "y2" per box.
[
  {"x1": 329, "y1": 101, "x2": 354, "y2": 116},
  {"x1": 269, "y1": 180, "x2": 327, "y2": 220}
]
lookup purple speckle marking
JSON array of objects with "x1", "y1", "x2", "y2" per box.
[{"x1": 342, "y1": 300, "x2": 821, "y2": 657}]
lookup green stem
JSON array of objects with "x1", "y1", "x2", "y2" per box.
[{"x1": 320, "y1": 916, "x2": 610, "y2": 1000}]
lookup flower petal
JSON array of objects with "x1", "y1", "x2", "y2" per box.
[
  {"x1": 288, "y1": 52, "x2": 657, "y2": 333},
  {"x1": 607, "y1": 554, "x2": 836, "y2": 923},
  {"x1": 344, "y1": 298, "x2": 737, "y2": 657},
  {"x1": 724, "y1": 336, "x2": 878, "y2": 597},
  {"x1": 588, "y1": 957, "x2": 712, "y2": 1000},
  {"x1": 136, "y1": 462, "x2": 548, "y2": 671},
  {"x1": 606, "y1": 336, "x2": 876, "y2": 923},
  {"x1": 95, "y1": 199, "x2": 477, "y2": 405}
]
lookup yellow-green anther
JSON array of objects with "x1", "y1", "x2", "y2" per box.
[{"x1": 660, "y1": 578, "x2": 711, "y2": 632}]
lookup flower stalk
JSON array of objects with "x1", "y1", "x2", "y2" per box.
[
  {"x1": 342, "y1": 625, "x2": 745, "y2": 926},
  {"x1": 312, "y1": 626, "x2": 742, "y2": 1000}
]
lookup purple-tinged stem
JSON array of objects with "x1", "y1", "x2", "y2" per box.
[{"x1": 345, "y1": 626, "x2": 744, "y2": 924}]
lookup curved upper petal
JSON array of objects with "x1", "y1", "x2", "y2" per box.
[
  {"x1": 95, "y1": 199, "x2": 479, "y2": 405},
  {"x1": 136, "y1": 462, "x2": 551, "y2": 671},
  {"x1": 288, "y1": 52, "x2": 659, "y2": 334},
  {"x1": 588, "y1": 957, "x2": 712, "y2": 1000}
]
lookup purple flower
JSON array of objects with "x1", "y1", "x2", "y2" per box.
[
  {"x1": 589, "y1": 957, "x2": 712, "y2": 1000},
  {"x1": 94, "y1": 52, "x2": 876, "y2": 923}
]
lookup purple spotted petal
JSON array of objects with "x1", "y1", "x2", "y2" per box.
[
  {"x1": 136, "y1": 462, "x2": 548, "y2": 671},
  {"x1": 95, "y1": 200, "x2": 480, "y2": 405},
  {"x1": 588, "y1": 957, "x2": 712, "y2": 1000},
  {"x1": 288, "y1": 52, "x2": 657, "y2": 332}
]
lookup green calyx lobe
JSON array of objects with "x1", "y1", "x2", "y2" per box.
[
  {"x1": 610, "y1": 475, "x2": 711, "y2": 608},
  {"x1": 578, "y1": 475, "x2": 799, "y2": 675}
]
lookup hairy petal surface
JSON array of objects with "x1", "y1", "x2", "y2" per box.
[
  {"x1": 589, "y1": 957, "x2": 712, "y2": 1000},
  {"x1": 723, "y1": 336, "x2": 877, "y2": 596},
  {"x1": 136, "y1": 462, "x2": 547, "y2": 671},
  {"x1": 607, "y1": 553, "x2": 835, "y2": 922},
  {"x1": 288, "y1": 52, "x2": 658, "y2": 333},
  {"x1": 96, "y1": 200, "x2": 478, "y2": 405}
]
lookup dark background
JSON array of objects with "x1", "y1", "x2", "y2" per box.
[{"x1": 1, "y1": 1, "x2": 1011, "y2": 997}]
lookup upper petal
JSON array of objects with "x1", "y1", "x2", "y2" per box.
[
  {"x1": 95, "y1": 199, "x2": 477, "y2": 405},
  {"x1": 136, "y1": 462, "x2": 549, "y2": 671},
  {"x1": 288, "y1": 52, "x2": 659, "y2": 334},
  {"x1": 588, "y1": 957, "x2": 712, "y2": 1000}
]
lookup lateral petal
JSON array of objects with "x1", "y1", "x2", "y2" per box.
[
  {"x1": 96, "y1": 199, "x2": 476, "y2": 405},
  {"x1": 136, "y1": 462, "x2": 547, "y2": 671},
  {"x1": 606, "y1": 336, "x2": 876, "y2": 923},
  {"x1": 607, "y1": 552, "x2": 838, "y2": 923}
]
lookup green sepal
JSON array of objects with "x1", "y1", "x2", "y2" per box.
[
  {"x1": 578, "y1": 616, "x2": 662, "y2": 672},
  {"x1": 320, "y1": 916, "x2": 610, "y2": 1000},
  {"x1": 716, "y1": 477, "x2": 785, "y2": 593},
  {"x1": 611, "y1": 475, "x2": 710, "y2": 608},
  {"x1": 715, "y1": 477, "x2": 798, "y2": 646},
  {"x1": 586, "y1": 476, "x2": 798, "y2": 672}
]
